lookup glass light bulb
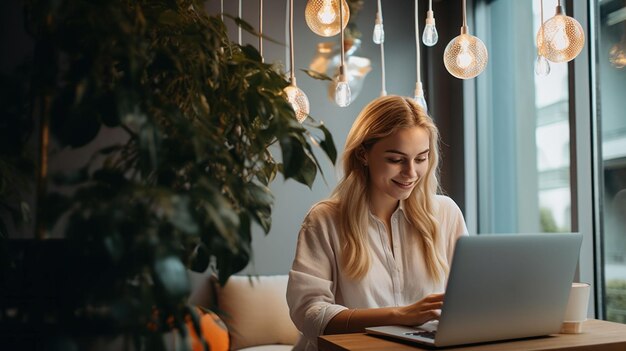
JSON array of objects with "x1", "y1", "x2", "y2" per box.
[
  {"x1": 456, "y1": 42, "x2": 474, "y2": 69},
  {"x1": 443, "y1": 33, "x2": 488, "y2": 79},
  {"x1": 305, "y1": 0, "x2": 350, "y2": 37},
  {"x1": 284, "y1": 85, "x2": 310, "y2": 123},
  {"x1": 609, "y1": 41, "x2": 626, "y2": 69},
  {"x1": 551, "y1": 18, "x2": 570, "y2": 51},
  {"x1": 414, "y1": 93, "x2": 428, "y2": 112},
  {"x1": 373, "y1": 23, "x2": 385, "y2": 44},
  {"x1": 538, "y1": 11, "x2": 585, "y2": 63},
  {"x1": 535, "y1": 55, "x2": 551, "y2": 76},
  {"x1": 335, "y1": 79, "x2": 351, "y2": 107},
  {"x1": 413, "y1": 82, "x2": 428, "y2": 112},
  {"x1": 422, "y1": 23, "x2": 438, "y2": 46},
  {"x1": 318, "y1": 0, "x2": 337, "y2": 25}
]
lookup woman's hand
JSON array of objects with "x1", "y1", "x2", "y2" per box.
[{"x1": 396, "y1": 293, "x2": 445, "y2": 326}]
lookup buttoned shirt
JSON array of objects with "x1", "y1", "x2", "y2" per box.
[{"x1": 287, "y1": 195, "x2": 468, "y2": 351}]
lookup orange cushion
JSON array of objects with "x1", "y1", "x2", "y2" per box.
[{"x1": 187, "y1": 307, "x2": 229, "y2": 351}]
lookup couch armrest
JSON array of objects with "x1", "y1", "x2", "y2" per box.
[{"x1": 217, "y1": 275, "x2": 301, "y2": 350}]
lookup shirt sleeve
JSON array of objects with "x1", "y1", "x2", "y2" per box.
[{"x1": 286, "y1": 204, "x2": 348, "y2": 343}]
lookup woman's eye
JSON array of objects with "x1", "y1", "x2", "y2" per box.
[
  {"x1": 387, "y1": 158, "x2": 403, "y2": 164},
  {"x1": 416, "y1": 157, "x2": 428, "y2": 163}
]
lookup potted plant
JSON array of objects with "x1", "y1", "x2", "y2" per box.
[{"x1": 0, "y1": 0, "x2": 335, "y2": 349}]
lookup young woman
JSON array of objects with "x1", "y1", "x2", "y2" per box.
[{"x1": 286, "y1": 95, "x2": 468, "y2": 350}]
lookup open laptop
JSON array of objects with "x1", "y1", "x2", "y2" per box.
[{"x1": 365, "y1": 233, "x2": 583, "y2": 347}]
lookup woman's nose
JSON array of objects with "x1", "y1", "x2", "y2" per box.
[{"x1": 402, "y1": 162, "x2": 417, "y2": 177}]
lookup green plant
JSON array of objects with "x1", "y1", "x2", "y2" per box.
[
  {"x1": 606, "y1": 279, "x2": 626, "y2": 324},
  {"x1": 1, "y1": 0, "x2": 335, "y2": 348}
]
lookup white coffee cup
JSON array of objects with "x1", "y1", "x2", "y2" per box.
[{"x1": 560, "y1": 282, "x2": 591, "y2": 334}]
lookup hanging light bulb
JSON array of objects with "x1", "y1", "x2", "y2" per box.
[
  {"x1": 534, "y1": 0, "x2": 550, "y2": 76},
  {"x1": 537, "y1": 0, "x2": 584, "y2": 63},
  {"x1": 373, "y1": 13, "x2": 385, "y2": 44},
  {"x1": 335, "y1": 72, "x2": 351, "y2": 107},
  {"x1": 535, "y1": 55, "x2": 551, "y2": 75},
  {"x1": 374, "y1": 0, "x2": 386, "y2": 97},
  {"x1": 285, "y1": 82, "x2": 310, "y2": 123},
  {"x1": 414, "y1": 82, "x2": 428, "y2": 112},
  {"x1": 422, "y1": 2, "x2": 438, "y2": 47},
  {"x1": 284, "y1": 0, "x2": 310, "y2": 122},
  {"x1": 413, "y1": 0, "x2": 427, "y2": 111},
  {"x1": 305, "y1": 0, "x2": 350, "y2": 37},
  {"x1": 335, "y1": 0, "x2": 351, "y2": 107},
  {"x1": 373, "y1": 0, "x2": 384, "y2": 44},
  {"x1": 609, "y1": 38, "x2": 626, "y2": 69},
  {"x1": 443, "y1": 0, "x2": 488, "y2": 79},
  {"x1": 318, "y1": 0, "x2": 337, "y2": 24}
]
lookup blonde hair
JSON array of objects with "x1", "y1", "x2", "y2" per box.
[{"x1": 326, "y1": 95, "x2": 447, "y2": 282}]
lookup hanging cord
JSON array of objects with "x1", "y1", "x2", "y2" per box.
[
  {"x1": 238, "y1": 0, "x2": 242, "y2": 45},
  {"x1": 539, "y1": 0, "x2": 545, "y2": 55},
  {"x1": 289, "y1": 0, "x2": 296, "y2": 83},
  {"x1": 259, "y1": 0, "x2": 264, "y2": 62},
  {"x1": 429, "y1": 0, "x2": 433, "y2": 11},
  {"x1": 377, "y1": 0, "x2": 386, "y2": 95},
  {"x1": 415, "y1": 0, "x2": 421, "y2": 83},
  {"x1": 220, "y1": 0, "x2": 224, "y2": 21},
  {"x1": 380, "y1": 42, "x2": 387, "y2": 96},
  {"x1": 339, "y1": 0, "x2": 346, "y2": 79}
]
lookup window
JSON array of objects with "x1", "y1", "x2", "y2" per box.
[
  {"x1": 597, "y1": 0, "x2": 626, "y2": 324},
  {"x1": 472, "y1": 0, "x2": 573, "y2": 234}
]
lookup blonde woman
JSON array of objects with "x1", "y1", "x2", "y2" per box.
[{"x1": 286, "y1": 95, "x2": 468, "y2": 350}]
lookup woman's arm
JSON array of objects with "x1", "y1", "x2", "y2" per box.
[{"x1": 324, "y1": 293, "x2": 444, "y2": 334}]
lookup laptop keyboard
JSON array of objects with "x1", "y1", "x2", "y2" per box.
[{"x1": 404, "y1": 330, "x2": 437, "y2": 340}]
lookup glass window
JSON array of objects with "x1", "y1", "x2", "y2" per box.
[
  {"x1": 598, "y1": 0, "x2": 626, "y2": 324},
  {"x1": 475, "y1": 0, "x2": 574, "y2": 234}
]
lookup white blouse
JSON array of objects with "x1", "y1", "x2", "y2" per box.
[{"x1": 286, "y1": 195, "x2": 468, "y2": 351}]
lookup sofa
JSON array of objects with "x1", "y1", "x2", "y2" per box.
[{"x1": 188, "y1": 272, "x2": 301, "y2": 350}]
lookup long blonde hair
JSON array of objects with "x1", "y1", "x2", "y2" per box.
[{"x1": 326, "y1": 95, "x2": 447, "y2": 282}]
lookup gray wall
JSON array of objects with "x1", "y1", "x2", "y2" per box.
[{"x1": 206, "y1": 0, "x2": 464, "y2": 275}]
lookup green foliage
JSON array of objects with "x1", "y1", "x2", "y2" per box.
[
  {"x1": 1, "y1": 0, "x2": 335, "y2": 346},
  {"x1": 607, "y1": 279, "x2": 626, "y2": 323}
]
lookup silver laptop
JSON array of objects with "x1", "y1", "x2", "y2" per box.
[{"x1": 365, "y1": 233, "x2": 583, "y2": 347}]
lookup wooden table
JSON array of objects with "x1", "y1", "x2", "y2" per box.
[{"x1": 318, "y1": 319, "x2": 626, "y2": 351}]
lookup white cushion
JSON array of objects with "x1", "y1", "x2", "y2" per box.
[
  {"x1": 217, "y1": 275, "x2": 300, "y2": 350},
  {"x1": 239, "y1": 345, "x2": 294, "y2": 351}
]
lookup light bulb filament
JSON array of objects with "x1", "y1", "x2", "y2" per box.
[
  {"x1": 422, "y1": 23, "x2": 438, "y2": 46},
  {"x1": 373, "y1": 23, "x2": 385, "y2": 44},
  {"x1": 456, "y1": 44, "x2": 474, "y2": 69},
  {"x1": 552, "y1": 26, "x2": 570, "y2": 51},
  {"x1": 318, "y1": 0, "x2": 337, "y2": 24},
  {"x1": 335, "y1": 76, "x2": 351, "y2": 107}
]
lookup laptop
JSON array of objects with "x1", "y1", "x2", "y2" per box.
[{"x1": 365, "y1": 233, "x2": 583, "y2": 347}]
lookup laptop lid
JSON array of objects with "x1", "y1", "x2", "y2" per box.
[{"x1": 366, "y1": 233, "x2": 583, "y2": 347}]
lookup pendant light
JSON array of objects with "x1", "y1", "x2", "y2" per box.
[
  {"x1": 305, "y1": 0, "x2": 350, "y2": 37},
  {"x1": 334, "y1": 0, "x2": 351, "y2": 107},
  {"x1": 536, "y1": 0, "x2": 584, "y2": 63},
  {"x1": 373, "y1": 0, "x2": 387, "y2": 96},
  {"x1": 535, "y1": 0, "x2": 550, "y2": 76},
  {"x1": 414, "y1": 0, "x2": 427, "y2": 112},
  {"x1": 422, "y1": 0, "x2": 438, "y2": 46},
  {"x1": 284, "y1": 0, "x2": 310, "y2": 122},
  {"x1": 373, "y1": 0, "x2": 384, "y2": 44},
  {"x1": 609, "y1": 35, "x2": 626, "y2": 69},
  {"x1": 443, "y1": 0, "x2": 488, "y2": 79}
]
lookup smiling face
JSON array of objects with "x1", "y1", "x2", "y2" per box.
[{"x1": 362, "y1": 126, "x2": 431, "y2": 214}]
